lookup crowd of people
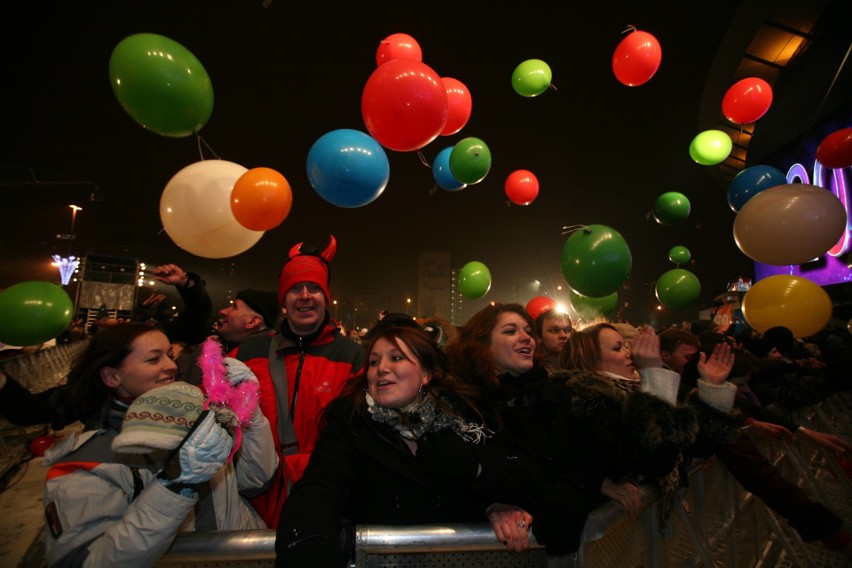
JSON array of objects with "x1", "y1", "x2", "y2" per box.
[{"x1": 1, "y1": 233, "x2": 851, "y2": 567}]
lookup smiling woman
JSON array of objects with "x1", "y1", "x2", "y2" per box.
[
  {"x1": 276, "y1": 324, "x2": 539, "y2": 566},
  {"x1": 39, "y1": 323, "x2": 277, "y2": 567}
]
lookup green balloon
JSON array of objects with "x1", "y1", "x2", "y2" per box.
[
  {"x1": 511, "y1": 59, "x2": 552, "y2": 97},
  {"x1": 561, "y1": 224, "x2": 632, "y2": 297},
  {"x1": 689, "y1": 130, "x2": 732, "y2": 165},
  {"x1": 570, "y1": 288, "x2": 618, "y2": 320},
  {"x1": 655, "y1": 269, "x2": 701, "y2": 309},
  {"x1": 653, "y1": 192, "x2": 691, "y2": 225},
  {"x1": 109, "y1": 33, "x2": 214, "y2": 138},
  {"x1": 458, "y1": 261, "x2": 492, "y2": 299},
  {"x1": 668, "y1": 245, "x2": 691, "y2": 265},
  {"x1": 449, "y1": 137, "x2": 492, "y2": 184},
  {"x1": 0, "y1": 282, "x2": 73, "y2": 346}
]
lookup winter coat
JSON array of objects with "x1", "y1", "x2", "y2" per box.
[
  {"x1": 481, "y1": 368, "x2": 606, "y2": 556},
  {"x1": 553, "y1": 368, "x2": 699, "y2": 483},
  {"x1": 275, "y1": 394, "x2": 492, "y2": 567},
  {"x1": 239, "y1": 318, "x2": 366, "y2": 528},
  {"x1": 42, "y1": 398, "x2": 277, "y2": 568}
]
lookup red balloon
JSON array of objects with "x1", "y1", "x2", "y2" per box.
[
  {"x1": 525, "y1": 295, "x2": 556, "y2": 320},
  {"x1": 30, "y1": 435, "x2": 56, "y2": 457},
  {"x1": 375, "y1": 33, "x2": 422, "y2": 66},
  {"x1": 361, "y1": 59, "x2": 448, "y2": 152},
  {"x1": 440, "y1": 77, "x2": 472, "y2": 136},
  {"x1": 612, "y1": 29, "x2": 662, "y2": 87},
  {"x1": 816, "y1": 128, "x2": 852, "y2": 169},
  {"x1": 722, "y1": 77, "x2": 773, "y2": 124},
  {"x1": 230, "y1": 167, "x2": 293, "y2": 231},
  {"x1": 505, "y1": 169, "x2": 540, "y2": 205}
]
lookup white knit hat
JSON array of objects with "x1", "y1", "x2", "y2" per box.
[{"x1": 112, "y1": 381, "x2": 205, "y2": 454}]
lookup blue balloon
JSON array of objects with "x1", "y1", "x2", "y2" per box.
[
  {"x1": 306, "y1": 129, "x2": 390, "y2": 208},
  {"x1": 727, "y1": 165, "x2": 786, "y2": 212},
  {"x1": 433, "y1": 146, "x2": 467, "y2": 191}
]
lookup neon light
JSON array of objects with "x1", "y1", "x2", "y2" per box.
[
  {"x1": 785, "y1": 159, "x2": 851, "y2": 257},
  {"x1": 52, "y1": 255, "x2": 80, "y2": 286}
]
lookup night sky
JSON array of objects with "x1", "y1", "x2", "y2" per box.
[{"x1": 1, "y1": 1, "x2": 841, "y2": 328}]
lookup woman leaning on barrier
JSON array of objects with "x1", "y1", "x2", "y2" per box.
[
  {"x1": 443, "y1": 303, "x2": 611, "y2": 557},
  {"x1": 276, "y1": 324, "x2": 538, "y2": 567}
]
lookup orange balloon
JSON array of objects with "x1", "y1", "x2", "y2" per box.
[{"x1": 230, "y1": 167, "x2": 293, "y2": 231}]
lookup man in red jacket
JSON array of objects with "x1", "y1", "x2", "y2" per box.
[{"x1": 243, "y1": 235, "x2": 366, "y2": 528}]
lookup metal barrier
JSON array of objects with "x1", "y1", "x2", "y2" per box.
[
  {"x1": 0, "y1": 340, "x2": 89, "y2": 480},
  {"x1": 0, "y1": 340, "x2": 89, "y2": 393},
  {"x1": 152, "y1": 392, "x2": 852, "y2": 568}
]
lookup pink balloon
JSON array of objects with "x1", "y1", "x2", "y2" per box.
[
  {"x1": 612, "y1": 29, "x2": 662, "y2": 87},
  {"x1": 440, "y1": 77, "x2": 472, "y2": 136},
  {"x1": 375, "y1": 33, "x2": 422, "y2": 66},
  {"x1": 722, "y1": 77, "x2": 773, "y2": 124},
  {"x1": 505, "y1": 170, "x2": 540, "y2": 205},
  {"x1": 361, "y1": 59, "x2": 448, "y2": 152}
]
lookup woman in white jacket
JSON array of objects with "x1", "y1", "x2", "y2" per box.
[{"x1": 42, "y1": 323, "x2": 277, "y2": 567}]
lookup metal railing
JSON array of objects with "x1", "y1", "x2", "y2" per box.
[{"x1": 151, "y1": 392, "x2": 852, "y2": 568}]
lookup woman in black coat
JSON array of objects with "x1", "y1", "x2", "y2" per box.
[
  {"x1": 275, "y1": 325, "x2": 534, "y2": 567},
  {"x1": 443, "y1": 303, "x2": 608, "y2": 557}
]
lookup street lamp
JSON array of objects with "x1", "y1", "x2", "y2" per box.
[{"x1": 69, "y1": 204, "x2": 82, "y2": 236}]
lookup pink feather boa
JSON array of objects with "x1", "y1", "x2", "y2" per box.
[{"x1": 197, "y1": 336, "x2": 260, "y2": 460}]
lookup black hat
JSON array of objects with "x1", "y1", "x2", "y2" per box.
[
  {"x1": 362, "y1": 312, "x2": 420, "y2": 344},
  {"x1": 236, "y1": 289, "x2": 281, "y2": 329}
]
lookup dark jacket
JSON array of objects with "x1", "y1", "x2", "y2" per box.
[
  {"x1": 275, "y1": 394, "x2": 489, "y2": 567},
  {"x1": 481, "y1": 368, "x2": 605, "y2": 556},
  {"x1": 553, "y1": 369, "x2": 699, "y2": 483}
]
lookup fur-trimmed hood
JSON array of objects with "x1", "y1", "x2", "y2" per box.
[{"x1": 552, "y1": 370, "x2": 699, "y2": 450}]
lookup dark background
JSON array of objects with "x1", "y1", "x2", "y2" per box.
[{"x1": 1, "y1": 0, "x2": 849, "y2": 329}]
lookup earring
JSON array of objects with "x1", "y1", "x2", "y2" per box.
[{"x1": 418, "y1": 384, "x2": 427, "y2": 396}]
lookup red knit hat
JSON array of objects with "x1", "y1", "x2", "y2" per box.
[{"x1": 278, "y1": 235, "x2": 337, "y2": 304}]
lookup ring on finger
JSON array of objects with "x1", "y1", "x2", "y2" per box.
[{"x1": 518, "y1": 520, "x2": 526, "y2": 529}]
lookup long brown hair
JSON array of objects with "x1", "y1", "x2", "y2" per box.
[
  {"x1": 444, "y1": 303, "x2": 540, "y2": 392},
  {"x1": 339, "y1": 325, "x2": 485, "y2": 425},
  {"x1": 559, "y1": 322, "x2": 618, "y2": 374},
  {"x1": 65, "y1": 323, "x2": 163, "y2": 420}
]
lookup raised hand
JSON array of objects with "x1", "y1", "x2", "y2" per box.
[
  {"x1": 153, "y1": 264, "x2": 189, "y2": 287},
  {"x1": 697, "y1": 342, "x2": 734, "y2": 386}
]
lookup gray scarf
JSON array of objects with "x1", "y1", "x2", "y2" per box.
[{"x1": 365, "y1": 392, "x2": 491, "y2": 443}]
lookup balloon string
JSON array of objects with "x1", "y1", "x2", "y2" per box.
[
  {"x1": 196, "y1": 135, "x2": 221, "y2": 160},
  {"x1": 562, "y1": 224, "x2": 588, "y2": 235},
  {"x1": 417, "y1": 151, "x2": 431, "y2": 168},
  {"x1": 793, "y1": 38, "x2": 852, "y2": 159},
  {"x1": 621, "y1": 25, "x2": 637, "y2": 35},
  {"x1": 549, "y1": 82, "x2": 559, "y2": 93}
]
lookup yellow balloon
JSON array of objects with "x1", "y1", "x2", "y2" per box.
[{"x1": 741, "y1": 275, "x2": 832, "y2": 338}]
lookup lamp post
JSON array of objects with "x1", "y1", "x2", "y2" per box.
[
  {"x1": 69, "y1": 204, "x2": 82, "y2": 236},
  {"x1": 56, "y1": 204, "x2": 83, "y2": 256}
]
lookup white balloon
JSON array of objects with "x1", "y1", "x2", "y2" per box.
[
  {"x1": 160, "y1": 160, "x2": 264, "y2": 258},
  {"x1": 733, "y1": 183, "x2": 847, "y2": 266}
]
